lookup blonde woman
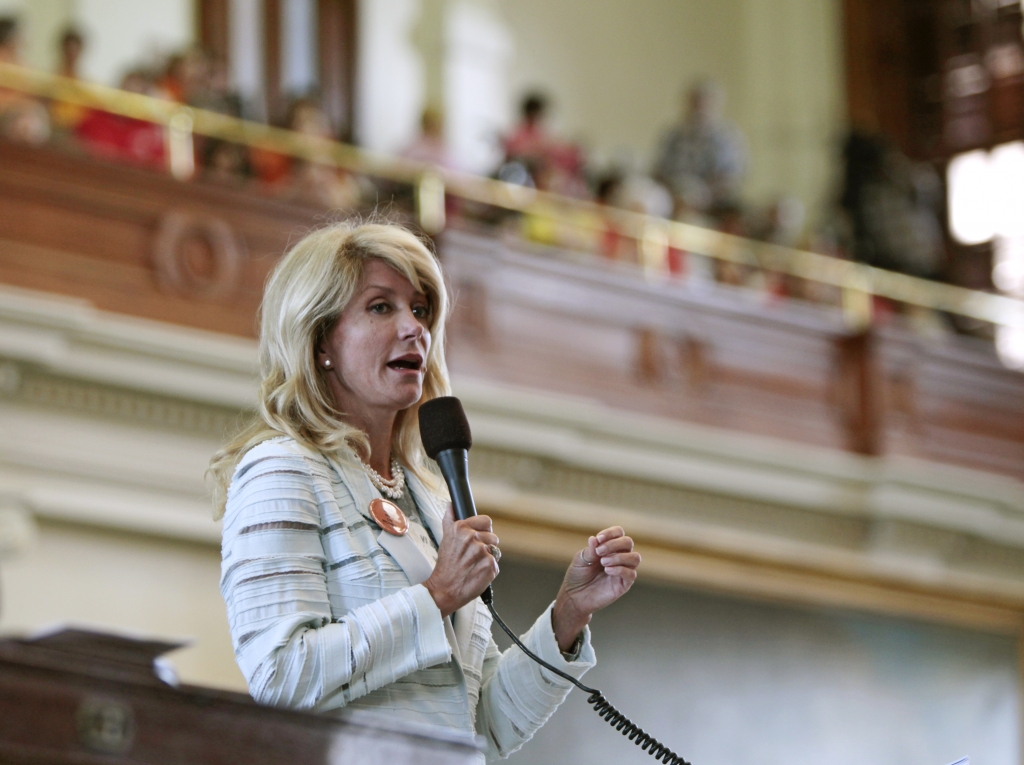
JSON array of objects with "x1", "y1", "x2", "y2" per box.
[{"x1": 211, "y1": 222, "x2": 640, "y2": 760}]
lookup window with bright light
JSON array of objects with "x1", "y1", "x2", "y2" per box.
[
  {"x1": 947, "y1": 142, "x2": 1024, "y2": 245},
  {"x1": 947, "y1": 141, "x2": 1024, "y2": 370}
]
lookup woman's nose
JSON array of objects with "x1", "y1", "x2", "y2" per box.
[{"x1": 397, "y1": 307, "x2": 425, "y2": 339}]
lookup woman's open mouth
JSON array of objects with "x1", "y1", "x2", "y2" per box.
[{"x1": 387, "y1": 354, "x2": 423, "y2": 372}]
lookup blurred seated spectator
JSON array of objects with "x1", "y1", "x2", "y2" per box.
[
  {"x1": 503, "y1": 92, "x2": 550, "y2": 173},
  {"x1": 840, "y1": 131, "x2": 943, "y2": 279},
  {"x1": 0, "y1": 17, "x2": 51, "y2": 145},
  {"x1": 290, "y1": 99, "x2": 362, "y2": 209},
  {"x1": 501, "y1": 91, "x2": 588, "y2": 196},
  {"x1": 711, "y1": 203, "x2": 750, "y2": 286},
  {"x1": 653, "y1": 79, "x2": 746, "y2": 219},
  {"x1": 751, "y1": 196, "x2": 806, "y2": 248},
  {"x1": 595, "y1": 172, "x2": 629, "y2": 260},
  {"x1": 744, "y1": 197, "x2": 808, "y2": 300},
  {"x1": 50, "y1": 26, "x2": 88, "y2": 134},
  {"x1": 594, "y1": 163, "x2": 674, "y2": 264},
  {"x1": 74, "y1": 70, "x2": 165, "y2": 170},
  {"x1": 250, "y1": 99, "x2": 363, "y2": 210},
  {"x1": 57, "y1": 26, "x2": 83, "y2": 79},
  {"x1": 400, "y1": 108, "x2": 456, "y2": 169},
  {"x1": 191, "y1": 58, "x2": 242, "y2": 116},
  {"x1": 157, "y1": 49, "x2": 215, "y2": 108},
  {"x1": 156, "y1": 52, "x2": 188, "y2": 103},
  {"x1": 202, "y1": 139, "x2": 249, "y2": 185},
  {"x1": 249, "y1": 140, "x2": 292, "y2": 188}
]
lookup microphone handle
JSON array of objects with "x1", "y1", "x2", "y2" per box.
[{"x1": 434, "y1": 448, "x2": 493, "y2": 605}]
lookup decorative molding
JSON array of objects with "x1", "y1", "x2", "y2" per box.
[
  {"x1": 152, "y1": 211, "x2": 245, "y2": 302},
  {"x1": 1, "y1": 364, "x2": 238, "y2": 439},
  {"x1": 0, "y1": 284, "x2": 257, "y2": 408}
]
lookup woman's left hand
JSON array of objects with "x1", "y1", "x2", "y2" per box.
[{"x1": 551, "y1": 526, "x2": 640, "y2": 652}]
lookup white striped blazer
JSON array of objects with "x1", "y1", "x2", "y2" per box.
[{"x1": 220, "y1": 437, "x2": 595, "y2": 761}]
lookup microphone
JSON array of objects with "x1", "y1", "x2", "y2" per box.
[{"x1": 418, "y1": 396, "x2": 492, "y2": 604}]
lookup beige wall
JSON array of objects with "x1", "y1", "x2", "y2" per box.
[
  {"x1": 492, "y1": 0, "x2": 846, "y2": 220},
  {"x1": 1, "y1": 520, "x2": 246, "y2": 691},
  {"x1": 0, "y1": 0, "x2": 194, "y2": 84},
  {"x1": 493, "y1": 558, "x2": 1018, "y2": 765}
]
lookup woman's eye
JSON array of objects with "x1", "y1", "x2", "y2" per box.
[
  {"x1": 412, "y1": 305, "x2": 430, "y2": 319},
  {"x1": 369, "y1": 302, "x2": 390, "y2": 314}
]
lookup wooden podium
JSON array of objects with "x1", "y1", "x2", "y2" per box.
[{"x1": 0, "y1": 628, "x2": 482, "y2": 764}]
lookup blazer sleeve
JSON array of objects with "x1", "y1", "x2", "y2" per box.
[
  {"x1": 474, "y1": 603, "x2": 596, "y2": 759},
  {"x1": 220, "y1": 441, "x2": 452, "y2": 711}
]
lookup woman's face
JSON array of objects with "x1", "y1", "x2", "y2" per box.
[{"x1": 318, "y1": 258, "x2": 432, "y2": 422}]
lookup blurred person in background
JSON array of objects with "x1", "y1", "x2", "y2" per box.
[
  {"x1": 401, "y1": 107, "x2": 457, "y2": 170},
  {"x1": 57, "y1": 26, "x2": 84, "y2": 79},
  {"x1": 202, "y1": 137, "x2": 249, "y2": 186},
  {"x1": 653, "y1": 79, "x2": 746, "y2": 221},
  {"x1": 248, "y1": 98, "x2": 365, "y2": 209},
  {"x1": 594, "y1": 158, "x2": 674, "y2": 265},
  {"x1": 503, "y1": 92, "x2": 552, "y2": 178},
  {"x1": 50, "y1": 27, "x2": 88, "y2": 136},
  {"x1": 501, "y1": 91, "x2": 588, "y2": 196},
  {"x1": 157, "y1": 48, "x2": 212, "y2": 107},
  {"x1": 839, "y1": 131, "x2": 943, "y2": 280},
  {"x1": 190, "y1": 57, "x2": 241, "y2": 116},
  {"x1": 190, "y1": 57, "x2": 244, "y2": 184},
  {"x1": 74, "y1": 69, "x2": 165, "y2": 170},
  {"x1": 747, "y1": 196, "x2": 808, "y2": 300},
  {"x1": 288, "y1": 99, "x2": 364, "y2": 210},
  {"x1": 754, "y1": 197, "x2": 806, "y2": 249},
  {"x1": 0, "y1": 17, "x2": 51, "y2": 145},
  {"x1": 595, "y1": 171, "x2": 630, "y2": 261}
]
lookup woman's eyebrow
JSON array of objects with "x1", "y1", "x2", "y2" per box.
[
  {"x1": 361, "y1": 285, "x2": 428, "y2": 300},
  {"x1": 361, "y1": 284, "x2": 396, "y2": 296}
]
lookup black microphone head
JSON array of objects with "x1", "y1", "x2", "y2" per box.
[{"x1": 419, "y1": 396, "x2": 472, "y2": 458}]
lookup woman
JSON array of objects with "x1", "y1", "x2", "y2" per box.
[{"x1": 211, "y1": 222, "x2": 641, "y2": 760}]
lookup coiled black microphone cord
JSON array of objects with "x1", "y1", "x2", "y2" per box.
[{"x1": 486, "y1": 602, "x2": 691, "y2": 765}]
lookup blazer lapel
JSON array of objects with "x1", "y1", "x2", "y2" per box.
[
  {"x1": 375, "y1": 530, "x2": 434, "y2": 585},
  {"x1": 405, "y1": 470, "x2": 446, "y2": 545}
]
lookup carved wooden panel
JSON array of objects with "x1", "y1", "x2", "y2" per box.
[
  {"x1": 442, "y1": 229, "x2": 1024, "y2": 477},
  {"x1": 0, "y1": 142, "x2": 322, "y2": 336}
]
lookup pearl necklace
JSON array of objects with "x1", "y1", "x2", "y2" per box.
[{"x1": 361, "y1": 458, "x2": 405, "y2": 499}]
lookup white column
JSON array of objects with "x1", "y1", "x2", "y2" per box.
[
  {"x1": 229, "y1": 0, "x2": 266, "y2": 120},
  {"x1": 444, "y1": 0, "x2": 512, "y2": 174},
  {"x1": 280, "y1": 0, "x2": 318, "y2": 99},
  {"x1": 355, "y1": 0, "x2": 425, "y2": 153}
]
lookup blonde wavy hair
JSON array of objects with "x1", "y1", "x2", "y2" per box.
[{"x1": 208, "y1": 221, "x2": 450, "y2": 519}]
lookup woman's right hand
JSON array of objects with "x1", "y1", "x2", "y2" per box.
[{"x1": 424, "y1": 506, "x2": 499, "y2": 618}]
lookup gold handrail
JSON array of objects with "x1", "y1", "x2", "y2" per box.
[{"x1": 2, "y1": 61, "x2": 1023, "y2": 331}]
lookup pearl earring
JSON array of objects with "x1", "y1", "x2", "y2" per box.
[{"x1": 324, "y1": 359, "x2": 332, "y2": 368}]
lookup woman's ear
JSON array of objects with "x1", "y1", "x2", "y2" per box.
[{"x1": 315, "y1": 344, "x2": 332, "y2": 370}]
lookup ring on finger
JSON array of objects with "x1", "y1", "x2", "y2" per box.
[
  {"x1": 580, "y1": 548, "x2": 594, "y2": 565},
  {"x1": 488, "y1": 544, "x2": 501, "y2": 562}
]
